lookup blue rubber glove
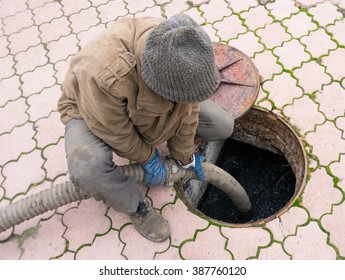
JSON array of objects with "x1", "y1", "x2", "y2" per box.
[
  {"x1": 141, "y1": 149, "x2": 166, "y2": 187},
  {"x1": 179, "y1": 154, "x2": 206, "y2": 180}
]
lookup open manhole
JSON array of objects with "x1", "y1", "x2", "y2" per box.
[{"x1": 176, "y1": 108, "x2": 307, "y2": 226}]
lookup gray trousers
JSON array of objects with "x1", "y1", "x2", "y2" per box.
[{"x1": 64, "y1": 99, "x2": 234, "y2": 214}]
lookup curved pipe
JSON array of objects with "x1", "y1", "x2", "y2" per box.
[{"x1": 0, "y1": 159, "x2": 252, "y2": 233}]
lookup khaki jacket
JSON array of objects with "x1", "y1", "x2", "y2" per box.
[{"x1": 57, "y1": 17, "x2": 199, "y2": 163}]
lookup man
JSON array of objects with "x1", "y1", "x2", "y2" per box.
[{"x1": 58, "y1": 14, "x2": 234, "y2": 242}]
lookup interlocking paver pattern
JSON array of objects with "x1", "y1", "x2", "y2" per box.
[{"x1": 1, "y1": 0, "x2": 345, "y2": 260}]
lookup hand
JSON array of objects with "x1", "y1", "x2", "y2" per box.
[
  {"x1": 178, "y1": 154, "x2": 206, "y2": 180},
  {"x1": 141, "y1": 149, "x2": 166, "y2": 187}
]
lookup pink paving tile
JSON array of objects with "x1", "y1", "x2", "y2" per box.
[
  {"x1": 262, "y1": 72, "x2": 303, "y2": 108},
  {"x1": 316, "y1": 83, "x2": 345, "y2": 120},
  {"x1": 296, "y1": 0, "x2": 325, "y2": 8},
  {"x1": 0, "y1": 239, "x2": 21, "y2": 260},
  {"x1": 119, "y1": 223, "x2": 169, "y2": 260},
  {"x1": 221, "y1": 227, "x2": 271, "y2": 260},
  {"x1": 214, "y1": 15, "x2": 247, "y2": 40},
  {"x1": 107, "y1": 207, "x2": 131, "y2": 230},
  {"x1": 257, "y1": 242, "x2": 290, "y2": 260},
  {"x1": 294, "y1": 61, "x2": 332, "y2": 93},
  {"x1": 256, "y1": 22, "x2": 291, "y2": 49},
  {"x1": 330, "y1": 154, "x2": 345, "y2": 190},
  {"x1": 252, "y1": 51, "x2": 283, "y2": 80},
  {"x1": 300, "y1": 29, "x2": 337, "y2": 58},
  {"x1": 0, "y1": 76, "x2": 22, "y2": 107},
  {"x1": 327, "y1": 20, "x2": 345, "y2": 46},
  {"x1": 61, "y1": 0, "x2": 91, "y2": 16},
  {"x1": 2, "y1": 149, "x2": 45, "y2": 199},
  {"x1": 266, "y1": 207, "x2": 309, "y2": 242},
  {"x1": 321, "y1": 202, "x2": 345, "y2": 256},
  {"x1": 283, "y1": 96, "x2": 325, "y2": 133},
  {"x1": 2, "y1": 9, "x2": 34, "y2": 36},
  {"x1": 335, "y1": 116, "x2": 345, "y2": 137},
  {"x1": 42, "y1": 138, "x2": 68, "y2": 179},
  {"x1": 0, "y1": 98, "x2": 29, "y2": 134},
  {"x1": 14, "y1": 45, "x2": 48, "y2": 75},
  {"x1": 183, "y1": 8, "x2": 205, "y2": 25},
  {"x1": 20, "y1": 214, "x2": 67, "y2": 260},
  {"x1": 76, "y1": 230, "x2": 125, "y2": 260},
  {"x1": 62, "y1": 198, "x2": 111, "y2": 251},
  {"x1": 70, "y1": 7, "x2": 100, "y2": 34},
  {"x1": 126, "y1": 0, "x2": 155, "y2": 14},
  {"x1": 164, "y1": 0, "x2": 189, "y2": 18},
  {"x1": 199, "y1": 0, "x2": 232, "y2": 22},
  {"x1": 32, "y1": 1, "x2": 63, "y2": 25},
  {"x1": 56, "y1": 251, "x2": 75, "y2": 260},
  {"x1": 309, "y1": 1, "x2": 343, "y2": 26},
  {"x1": 274, "y1": 39, "x2": 311, "y2": 70},
  {"x1": 147, "y1": 186, "x2": 176, "y2": 209},
  {"x1": 97, "y1": 0, "x2": 128, "y2": 24},
  {"x1": 0, "y1": 36, "x2": 9, "y2": 57},
  {"x1": 0, "y1": 0, "x2": 27, "y2": 18},
  {"x1": 39, "y1": 17, "x2": 72, "y2": 44},
  {"x1": 27, "y1": 0, "x2": 54, "y2": 10},
  {"x1": 34, "y1": 112, "x2": 64, "y2": 148},
  {"x1": 241, "y1": 5, "x2": 273, "y2": 30},
  {"x1": 21, "y1": 64, "x2": 56, "y2": 97},
  {"x1": 266, "y1": 0, "x2": 299, "y2": 20},
  {"x1": 323, "y1": 48, "x2": 345, "y2": 81},
  {"x1": 180, "y1": 225, "x2": 232, "y2": 260},
  {"x1": 27, "y1": 85, "x2": 61, "y2": 121},
  {"x1": 228, "y1": 31, "x2": 264, "y2": 58},
  {"x1": 135, "y1": 5, "x2": 163, "y2": 18},
  {"x1": 47, "y1": 34, "x2": 79, "y2": 63},
  {"x1": 283, "y1": 221, "x2": 336, "y2": 259},
  {"x1": 227, "y1": 0, "x2": 258, "y2": 13},
  {"x1": 202, "y1": 23, "x2": 220, "y2": 42},
  {"x1": 0, "y1": 123, "x2": 36, "y2": 166},
  {"x1": 162, "y1": 198, "x2": 209, "y2": 246},
  {"x1": 54, "y1": 58, "x2": 72, "y2": 84},
  {"x1": 282, "y1": 13, "x2": 317, "y2": 38},
  {"x1": 0, "y1": 55, "x2": 15, "y2": 80},
  {"x1": 154, "y1": 246, "x2": 180, "y2": 260},
  {"x1": 8, "y1": 26, "x2": 41, "y2": 55},
  {"x1": 306, "y1": 122, "x2": 345, "y2": 166}
]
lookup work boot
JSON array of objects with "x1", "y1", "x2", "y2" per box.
[{"x1": 130, "y1": 198, "x2": 171, "y2": 242}]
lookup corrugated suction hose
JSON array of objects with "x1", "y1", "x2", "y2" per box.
[{"x1": 0, "y1": 159, "x2": 252, "y2": 233}]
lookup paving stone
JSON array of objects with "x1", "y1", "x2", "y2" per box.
[
  {"x1": 62, "y1": 199, "x2": 111, "y2": 251},
  {"x1": 0, "y1": 36, "x2": 9, "y2": 58},
  {"x1": 14, "y1": 45, "x2": 48, "y2": 75},
  {"x1": 300, "y1": 29, "x2": 337, "y2": 58},
  {"x1": 241, "y1": 5, "x2": 273, "y2": 30},
  {"x1": 126, "y1": 0, "x2": 155, "y2": 14},
  {"x1": 0, "y1": 76, "x2": 22, "y2": 107},
  {"x1": 332, "y1": 0, "x2": 345, "y2": 8},
  {"x1": 147, "y1": 186, "x2": 176, "y2": 209},
  {"x1": 0, "y1": 124, "x2": 36, "y2": 166},
  {"x1": 256, "y1": 22, "x2": 291, "y2": 49},
  {"x1": 39, "y1": 17, "x2": 72, "y2": 44},
  {"x1": 70, "y1": 7, "x2": 100, "y2": 34},
  {"x1": 0, "y1": 0, "x2": 27, "y2": 18},
  {"x1": 0, "y1": 55, "x2": 15, "y2": 80},
  {"x1": 283, "y1": 12, "x2": 318, "y2": 38},
  {"x1": 56, "y1": 251, "x2": 75, "y2": 260},
  {"x1": 306, "y1": 121, "x2": 345, "y2": 166},
  {"x1": 262, "y1": 72, "x2": 303, "y2": 109},
  {"x1": 162, "y1": 198, "x2": 209, "y2": 246},
  {"x1": 134, "y1": 5, "x2": 163, "y2": 18},
  {"x1": 2, "y1": 10, "x2": 34, "y2": 36},
  {"x1": 32, "y1": 1, "x2": 63, "y2": 25},
  {"x1": 321, "y1": 201, "x2": 345, "y2": 256},
  {"x1": 323, "y1": 48, "x2": 345, "y2": 81},
  {"x1": 309, "y1": 1, "x2": 343, "y2": 27},
  {"x1": 97, "y1": 0, "x2": 128, "y2": 24},
  {"x1": 273, "y1": 39, "x2": 311, "y2": 70},
  {"x1": 283, "y1": 221, "x2": 336, "y2": 259},
  {"x1": 221, "y1": 227, "x2": 271, "y2": 260},
  {"x1": 327, "y1": 20, "x2": 345, "y2": 46},
  {"x1": 203, "y1": 23, "x2": 221, "y2": 42},
  {"x1": 89, "y1": 0, "x2": 109, "y2": 6},
  {"x1": 77, "y1": 25, "x2": 106, "y2": 49},
  {"x1": 27, "y1": 85, "x2": 61, "y2": 122},
  {"x1": 27, "y1": 0, "x2": 54, "y2": 10},
  {"x1": 54, "y1": 58, "x2": 72, "y2": 84},
  {"x1": 252, "y1": 50, "x2": 283, "y2": 80},
  {"x1": 227, "y1": 0, "x2": 258, "y2": 13},
  {"x1": 34, "y1": 112, "x2": 64, "y2": 148},
  {"x1": 294, "y1": 61, "x2": 331, "y2": 93},
  {"x1": 180, "y1": 225, "x2": 232, "y2": 259},
  {"x1": 164, "y1": 0, "x2": 189, "y2": 18},
  {"x1": 296, "y1": 0, "x2": 325, "y2": 8},
  {"x1": 183, "y1": 8, "x2": 205, "y2": 25},
  {"x1": 107, "y1": 208, "x2": 131, "y2": 230},
  {"x1": 266, "y1": 0, "x2": 299, "y2": 20},
  {"x1": 265, "y1": 207, "x2": 309, "y2": 242},
  {"x1": 61, "y1": 0, "x2": 91, "y2": 16},
  {"x1": 43, "y1": 138, "x2": 68, "y2": 179},
  {"x1": 329, "y1": 154, "x2": 345, "y2": 190},
  {"x1": 47, "y1": 34, "x2": 79, "y2": 63},
  {"x1": 154, "y1": 246, "x2": 180, "y2": 260},
  {"x1": 0, "y1": 98, "x2": 28, "y2": 134},
  {"x1": 199, "y1": 0, "x2": 232, "y2": 22},
  {"x1": 214, "y1": 15, "x2": 246, "y2": 41},
  {"x1": 257, "y1": 242, "x2": 290, "y2": 260},
  {"x1": 8, "y1": 26, "x2": 41, "y2": 55},
  {"x1": 283, "y1": 96, "x2": 325, "y2": 133},
  {"x1": 316, "y1": 83, "x2": 345, "y2": 120},
  {"x1": 0, "y1": 239, "x2": 21, "y2": 260},
  {"x1": 21, "y1": 64, "x2": 56, "y2": 97},
  {"x1": 228, "y1": 31, "x2": 264, "y2": 58},
  {"x1": 76, "y1": 230, "x2": 125, "y2": 260},
  {"x1": 20, "y1": 215, "x2": 66, "y2": 260}
]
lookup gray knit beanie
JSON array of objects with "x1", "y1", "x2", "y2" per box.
[{"x1": 141, "y1": 14, "x2": 219, "y2": 103}]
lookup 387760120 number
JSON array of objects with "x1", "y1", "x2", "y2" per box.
[{"x1": 192, "y1": 266, "x2": 246, "y2": 276}]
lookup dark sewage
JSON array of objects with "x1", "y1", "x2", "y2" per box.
[{"x1": 197, "y1": 138, "x2": 296, "y2": 223}]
